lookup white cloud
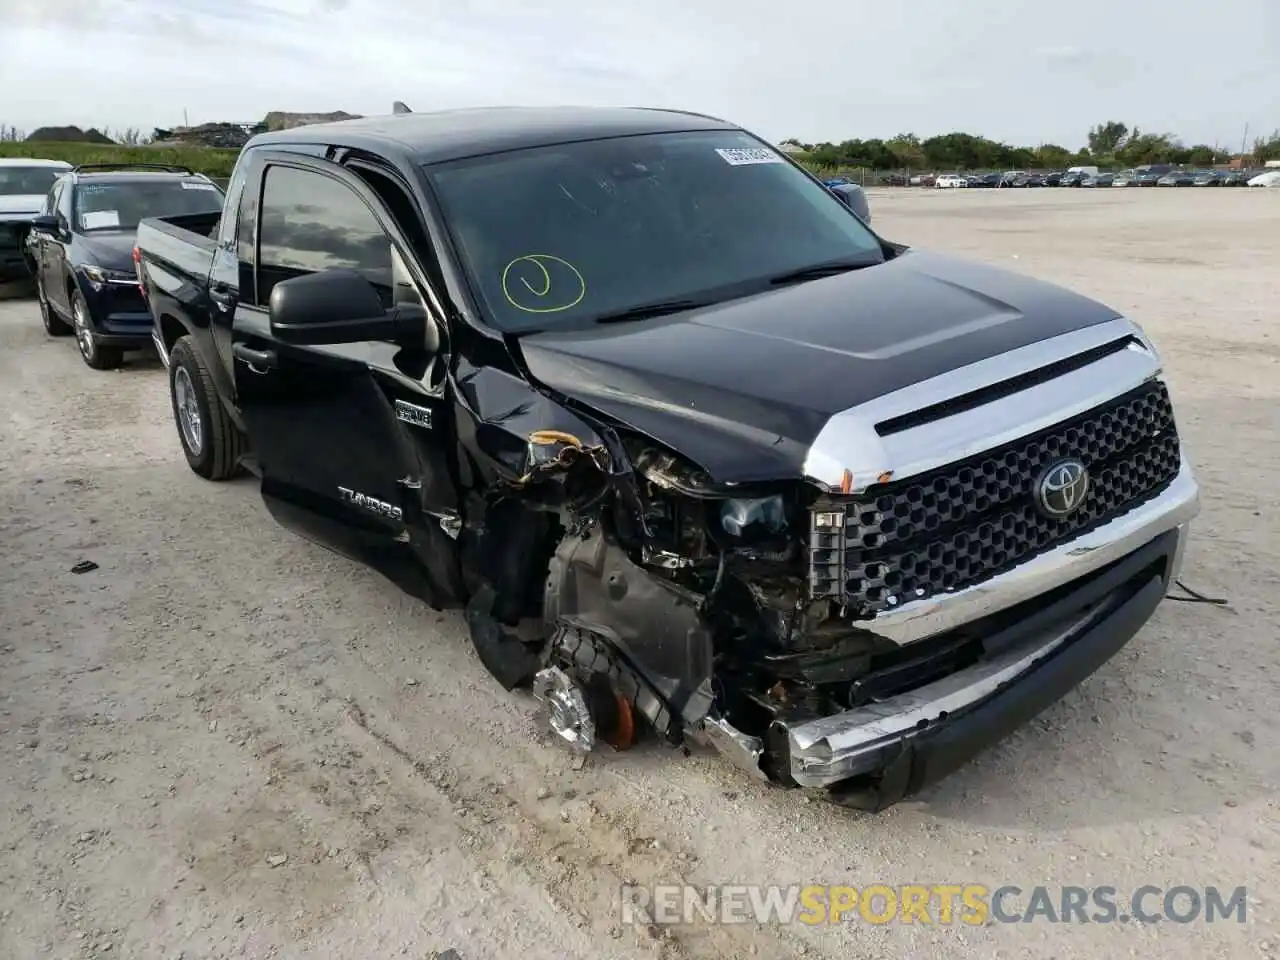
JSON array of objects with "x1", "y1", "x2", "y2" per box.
[{"x1": 0, "y1": 0, "x2": 1275, "y2": 147}]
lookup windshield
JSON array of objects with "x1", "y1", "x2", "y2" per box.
[
  {"x1": 0, "y1": 166, "x2": 65, "y2": 197},
  {"x1": 73, "y1": 178, "x2": 223, "y2": 232},
  {"x1": 425, "y1": 130, "x2": 884, "y2": 333}
]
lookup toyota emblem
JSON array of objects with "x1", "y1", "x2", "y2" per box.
[{"x1": 1035, "y1": 458, "x2": 1090, "y2": 518}]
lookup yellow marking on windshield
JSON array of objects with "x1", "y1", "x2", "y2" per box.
[{"x1": 501, "y1": 254, "x2": 586, "y2": 313}]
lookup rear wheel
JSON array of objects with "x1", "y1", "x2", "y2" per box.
[
  {"x1": 72, "y1": 290, "x2": 123, "y2": 370},
  {"x1": 168, "y1": 336, "x2": 244, "y2": 480},
  {"x1": 37, "y1": 274, "x2": 72, "y2": 336}
]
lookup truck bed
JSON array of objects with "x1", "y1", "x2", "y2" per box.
[{"x1": 136, "y1": 212, "x2": 220, "y2": 285}]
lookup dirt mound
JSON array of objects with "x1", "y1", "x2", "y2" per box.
[{"x1": 26, "y1": 125, "x2": 114, "y2": 144}]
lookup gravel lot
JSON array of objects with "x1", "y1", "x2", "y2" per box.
[{"x1": 1, "y1": 187, "x2": 1277, "y2": 960}]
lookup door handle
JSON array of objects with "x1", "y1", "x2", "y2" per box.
[
  {"x1": 208, "y1": 284, "x2": 235, "y2": 310},
  {"x1": 233, "y1": 343, "x2": 277, "y2": 373}
]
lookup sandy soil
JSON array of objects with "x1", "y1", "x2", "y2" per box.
[{"x1": 1, "y1": 187, "x2": 1277, "y2": 960}]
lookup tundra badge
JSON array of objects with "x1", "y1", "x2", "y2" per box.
[{"x1": 338, "y1": 486, "x2": 403, "y2": 521}]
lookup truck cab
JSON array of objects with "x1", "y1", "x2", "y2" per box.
[{"x1": 135, "y1": 107, "x2": 1199, "y2": 808}]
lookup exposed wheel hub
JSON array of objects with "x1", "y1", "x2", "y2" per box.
[{"x1": 532, "y1": 666, "x2": 595, "y2": 753}]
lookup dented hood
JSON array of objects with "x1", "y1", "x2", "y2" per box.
[{"x1": 517, "y1": 249, "x2": 1120, "y2": 484}]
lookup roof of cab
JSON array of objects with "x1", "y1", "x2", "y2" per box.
[{"x1": 246, "y1": 105, "x2": 740, "y2": 165}]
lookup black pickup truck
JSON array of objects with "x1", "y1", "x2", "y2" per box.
[{"x1": 136, "y1": 106, "x2": 1199, "y2": 808}]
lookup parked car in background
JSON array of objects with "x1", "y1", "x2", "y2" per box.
[
  {"x1": 968, "y1": 173, "x2": 1001, "y2": 188},
  {"x1": 909, "y1": 173, "x2": 937, "y2": 187},
  {"x1": 0, "y1": 158, "x2": 73, "y2": 283},
  {"x1": 29, "y1": 163, "x2": 225, "y2": 369},
  {"x1": 878, "y1": 173, "x2": 908, "y2": 187},
  {"x1": 1082, "y1": 173, "x2": 1114, "y2": 187},
  {"x1": 1010, "y1": 173, "x2": 1046, "y2": 187},
  {"x1": 1248, "y1": 170, "x2": 1280, "y2": 187},
  {"x1": 1042, "y1": 171, "x2": 1064, "y2": 186},
  {"x1": 1192, "y1": 171, "x2": 1223, "y2": 187},
  {"x1": 1111, "y1": 171, "x2": 1136, "y2": 187},
  {"x1": 1157, "y1": 170, "x2": 1198, "y2": 187},
  {"x1": 935, "y1": 173, "x2": 968, "y2": 188},
  {"x1": 1059, "y1": 171, "x2": 1088, "y2": 187},
  {"x1": 1131, "y1": 170, "x2": 1161, "y2": 187},
  {"x1": 1219, "y1": 170, "x2": 1249, "y2": 187}
]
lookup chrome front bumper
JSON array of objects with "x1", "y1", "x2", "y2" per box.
[{"x1": 703, "y1": 455, "x2": 1199, "y2": 789}]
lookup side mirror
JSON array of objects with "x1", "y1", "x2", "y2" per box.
[
  {"x1": 267, "y1": 269, "x2": 428, "y2": 346},
  {"x1": 30, "y1": 214, "x2": 59, "y2": 236},
  {"x1": 830, "y1": 184, "x2": 872, "y2": 224}
]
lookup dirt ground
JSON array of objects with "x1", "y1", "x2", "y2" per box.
[{"x1": 1, "y1": 187, "x2": 1277, "y2": 960}]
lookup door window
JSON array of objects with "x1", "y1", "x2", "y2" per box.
[
  {"x1": 255, "y1": 165, "x2": 393, "y2": 306},
  {"x1": 56, "y1": 180, "x2": 73, "y2": 227},
  {"x1": 44, "y1": 180, "x2": 63, "y2": 216},
  {"x1": 217, "y1": 147, "x2": 256, "y2": 251}
]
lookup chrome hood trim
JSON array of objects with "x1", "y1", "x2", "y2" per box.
[{"x1": 803, "y1": 317, "x2": 1160, "y2": 492}]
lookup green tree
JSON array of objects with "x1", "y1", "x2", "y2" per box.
[
  {"x1": 1253, "y1": 130, "x2": 1280, "y2": 162},
  {"x1": 1087, "y1": 121, "x2": 1129, "y2": 157},
  {"x1": 1186, "y1": 145, "x2": 1216, "y2": 166},
  {"x1": 1033, "y1": 144, "x2": 1074, "y2": 169},
  {"x1": 1116, "y1": 132, "x2": 1177, "y2": 166},
  {"x1": 886, "y1": 133, "x2": 924, "y2": 168}
]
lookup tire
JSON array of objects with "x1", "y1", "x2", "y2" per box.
[
  {"x1": 71, "y1": 288, "x2": 123, "y2": 370},
  {"x1": 168, "y1": 336, "x2": 244, "y2": 480},
  {"x1": 37, "y1": 274, "x2": 72, "y2": 336}
]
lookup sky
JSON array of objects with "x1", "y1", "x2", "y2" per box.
[{"x1": 2, "y1": 0, "x2": 1277, "y2": 150}]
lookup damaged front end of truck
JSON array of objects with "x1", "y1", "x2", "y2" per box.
[
  {"x1": 457, "y1": 385, "x2": 843, "y2": 787},
  {"x1": 449, "y1": 316, "x2": 1199, "y2": 809},
  {"x1": 448, "y1": 363, "x2": 982, "y2": 805}
]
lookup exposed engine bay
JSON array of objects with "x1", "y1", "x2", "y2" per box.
[{"x1": 455, "y1": 400, "x2": 954, "y2": 789}]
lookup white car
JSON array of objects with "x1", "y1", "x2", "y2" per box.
[
  {"x1": 1247, "y1": 170, "x2": 1280, "y2": 187},
  {"x1": 935, "y1": 174, "x2": 969, "y2": 188},
  {"x1": 1, "y1": 157, "x2": 73, "y2": 283}
]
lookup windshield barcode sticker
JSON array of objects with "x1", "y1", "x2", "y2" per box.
[
  {"x1": 715, "y1": 147, "x2": 784, "y2": 166},
  {"x1": 81, "y1": 210, "x2": 120, "y2": 229},
  {"x1": 181, "y1": 181, "x2": 217, "y2": 190}
]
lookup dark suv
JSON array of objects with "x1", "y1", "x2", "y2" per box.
[{"x1": 30, "y1": 163, "x2": 224, "y2": 369}]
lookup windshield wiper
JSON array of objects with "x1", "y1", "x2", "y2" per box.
[
  {"x1": 593, "y1": 299, "x2": 705, "y2": 324},
  {"x1": 768, "y1": 258, "x2": 878, "y2": 287}
]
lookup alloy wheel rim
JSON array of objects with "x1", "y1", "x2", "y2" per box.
[
  {"x1": 173, "y1": 366, "x2": 203, "y2": 454},
  {"x1": 73, "y1": 298, "x2": 94, "y2": 359}
]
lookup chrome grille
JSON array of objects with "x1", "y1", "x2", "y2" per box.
[{"x1": 809, "y1": 379, "x2": 1180, "y2": 615}]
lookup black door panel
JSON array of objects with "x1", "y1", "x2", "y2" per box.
[{"x1": 230, "y1": 152, "x2": 461, "y2": 604}]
